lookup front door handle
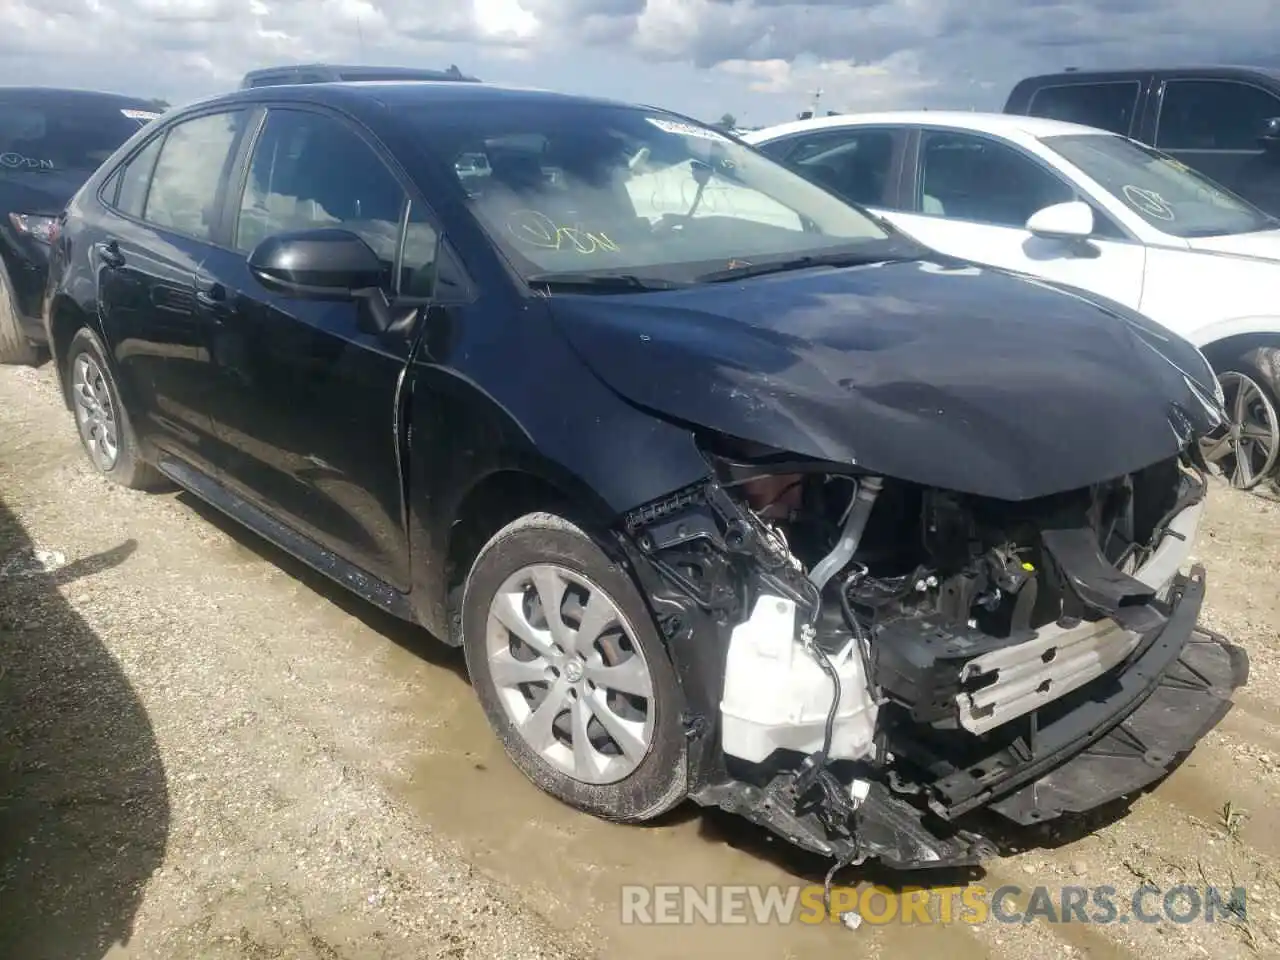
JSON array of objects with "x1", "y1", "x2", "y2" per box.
[
  {"x1": 94, "y1": 239, "x2": 125, "y2": 269},
  {"x1": 193, "y1": 274, "x2": 228, "y2": 311}
]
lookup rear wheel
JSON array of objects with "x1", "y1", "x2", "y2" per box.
[
  {"x1": 65, "y1": 326, "x2": 166, "y2": 490},
  {"x1": 0, "y1": 275, "x2": 38, "y2": 366},
  {"x1": 461, "y1": 512, "x2": 688, "y2": 822},
  {"x1": 1200, "y1": 346, "x2": 1280, "y2": 490}
]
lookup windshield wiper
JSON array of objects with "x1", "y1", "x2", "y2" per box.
[
  {"x1": 695, "y1": 251, "x2": 909, "y2": 283},
  {"x1": 525, "y1": 271, "x2": 685, "y2": 292}
]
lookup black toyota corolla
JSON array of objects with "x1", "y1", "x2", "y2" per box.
[{"x1": 43, "y1": 81, "x2": 1247, "y2": 871}]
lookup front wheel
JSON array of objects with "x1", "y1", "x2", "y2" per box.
[{"x1": 461, "y1": 512, "x2": 688, "y2": 822}]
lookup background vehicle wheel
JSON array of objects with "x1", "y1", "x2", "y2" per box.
[
  {"x1": 0, "y1": 276, "x2": 39, "y2": 366},
  {"x1": 1200, "y1": 346, "x2": 1280, "y2": 490},
  {"x1": 461, "y1": 512, "x2": 688, "y2": 822},
  {"x1": 65, "y1": 326, "x2": 167, "y2": 490}
]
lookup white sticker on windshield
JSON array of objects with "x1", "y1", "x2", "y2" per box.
[
  {"x1": 645, "y1": 117, "x2": 730, "y2": 142},
  {"x1": 121, "y1": 108, "x2": 162, "y2": 122}
]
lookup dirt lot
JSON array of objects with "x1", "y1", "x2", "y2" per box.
[{"x1": 2, "y1": 360, "x2": 1279, "y2": 960}]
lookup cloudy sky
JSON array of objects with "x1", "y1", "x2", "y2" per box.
[{"x1": 2, "y1": 0, "x2": 1279, "y2": 126}]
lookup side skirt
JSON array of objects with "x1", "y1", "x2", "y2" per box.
[{"x1": 156, "y1": 454, "x2": 417, "y2": 622}]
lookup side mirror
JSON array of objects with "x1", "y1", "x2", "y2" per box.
[
  {"x1": 1025, "y1": 200, "x2": 1095, "y2": 240},
  {"x1": 247, "y1": 228, "x2": 386, "y2": 299}
]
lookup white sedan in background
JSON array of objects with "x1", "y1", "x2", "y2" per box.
[{"x1": 744, "y1": 112, "x2": 1280, "y2": 489}]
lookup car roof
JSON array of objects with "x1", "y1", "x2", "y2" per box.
[
  {"x1": 746, "y1": 110, "x2": 1111, "y2": 143},
  {"x1": 242, "y1": 63, "x2": 480, "y2": 84},
  {"x1": 1014, "y1": 64, "x2": 1280, "y2": 84},
  {"x1": 0, "y1": 86, "x2": 158, "y2": 110},
  {"x1": 186, "y1": 80, "x2": 647, "y2": 116}
]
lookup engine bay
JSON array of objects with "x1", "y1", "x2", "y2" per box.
[{"x1": 618, "y1": 437, "x2": 1241, "y2": 871}]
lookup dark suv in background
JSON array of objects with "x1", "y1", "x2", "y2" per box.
[
  {"x1": 1004, "y1": 66, "x2": 1280, "y2": 216},
  {"x1": 1, "y1": 87, "x2": 160, "y2": 364}
]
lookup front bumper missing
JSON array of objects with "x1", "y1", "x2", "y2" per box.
[{"x1": 695, "y1": 565, "x2": 1249, "y2": 869}]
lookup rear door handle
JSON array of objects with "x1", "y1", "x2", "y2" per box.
[{"x1": 94, "y1": 239, "x2": 125, "y2": 268}]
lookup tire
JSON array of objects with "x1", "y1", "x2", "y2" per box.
[
  {"x1": 0, "y1": 274, "x2": 39, "y2": 366},
  {"x1": 65, "y1": 326, "x2": 167, "y2": 490},
  {"x1": 461, "y1": 512, "x2": 688, "y2": 822},
  {"x1": 1210, "y1": 344, "x2": 1280, "y2": 489}
]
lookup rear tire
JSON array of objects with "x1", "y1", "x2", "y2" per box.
[
  {"x1": 0, "y1": 275, "x2": 38, "y2": 366},
  {"x1": 461, "y1": 512, "x2": 688, "y2": 823},
  {"x1": 65, "y1": 326, "x2": 167, "y2": 490}
]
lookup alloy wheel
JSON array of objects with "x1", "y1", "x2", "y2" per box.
[
  {"x1": 1199, "y1": 370, "x2": 1280, "y2": 490},
  {"x1": 484, "y1": 563, "x2": 656, "y2": 785},
  {"x1": 71, "y1": 353, "x2": 120, "y2": 472}
]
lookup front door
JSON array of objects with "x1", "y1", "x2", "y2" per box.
[
  {"x1": 884, "y1": 127, "x2": 1147, "y2": 310},
  {"x1": 1152, "y1": 77, "x2": 1280, "y2": 215},
  {"x1": 95, "y1": 109, "x2": 249, "y2": 477},
  {"x1": 198, "y1": 106, "x2": 441, "y2": 592}
]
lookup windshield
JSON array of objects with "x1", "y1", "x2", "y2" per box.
[
  {"x1": 0, "y1": 98, "x2": 156, "y2": 175},
  {"x1": 1042, "y1": 133, "x2": 1273, "y2": 238},
  {"x1": 405, "y1": 102, "x2": 905, "y2": 283}
]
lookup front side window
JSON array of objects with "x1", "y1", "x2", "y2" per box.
[
  {"x1": 1026, "y1": 81, "x2": 1141, "y2": 136},
  {"x1": 1156, "y1": 80, "x2": 1280, "y2": 151},
  {"x1": 0, "y1": 98, "x2": 156, "y2": 176},
  {"x1": 402, "y1": 102, "x2": 900, "y2": 283},
  {"x1": 234, "y1": 109, "x2": 408, "y2": 284},
  {"x1": 918, "y1": 130, "x2": 1074, "y2": 227},
  {"x1": 1043, "y1": 132, "x2": 1273, "y2": 237},
  {"x1": 144, "y1": 111, "x2": 245, "y2": 241}
]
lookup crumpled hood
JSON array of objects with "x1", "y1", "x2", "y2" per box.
[{"x1": 548, "y1": 259, "x2": 1223, "y2": 501}]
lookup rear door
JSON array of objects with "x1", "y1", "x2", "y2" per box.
[
  {"x1": 193, "y1": 105, "x2": 438, "y2": 591},
  {"x1": 1020, "y1": 78, "x2": 1147, "y2": 137},
  {"x1": 884, "y1": 127, "x2": 1147, "y2": 309},
  {"x1": 1152, "y1": 76, "x2": 1280, "y2": 211},
  {"x1": 95, "y1": 108, "x2": 251, "y2": 477}
]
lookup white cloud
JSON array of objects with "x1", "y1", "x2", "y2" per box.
[{"x1": 0, "y1": 0, "x2": 1276, "y2": 119}]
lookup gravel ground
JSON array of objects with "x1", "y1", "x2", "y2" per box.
[{"x1": 2, "y1": 359, "x2": 1279, "y2": 960}]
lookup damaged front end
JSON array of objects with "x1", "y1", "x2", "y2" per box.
[{"x1": 617, "y1": 438, "x2": 1249, "y2": 871}]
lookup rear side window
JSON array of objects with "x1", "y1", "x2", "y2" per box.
[
  {"x1": 114, "y1": 136, "x2": 163, "y2": 218},
  {"x1": 144, "y1": 111, "x2": 245, "y2": 241},
  {"x1": 1156, "y1": 79, "x2": 1280, "y2": 150},
  {"x1": 1026, "y1": 81, "x2": 1141, "y2": 135},
  {"x1": 0, "y1": 98, "x2": 152, "y2": 175},
  {"x1": 781, "y1": 128, "x2": 898, "y2": 207}
]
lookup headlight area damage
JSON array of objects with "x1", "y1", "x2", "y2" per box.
[{"x1": 616, "y1": 439, "x2": 1248, "y2": 871}]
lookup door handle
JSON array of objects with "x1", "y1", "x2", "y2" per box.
[
  {"x1": 94, "y1": 239, "x2": 125, "y2": 268},
  {"x1": 193, "y1": 275, "x2": 228, "y2": 310}
]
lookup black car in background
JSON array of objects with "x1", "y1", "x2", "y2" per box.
[
  {"x1": 42, "y1": 80, "x2": 1241, "y2": 870},
  {"x1": 0, "y1": 87, "x2": 160, "y2": 364},
  {"x1": 1004, "y1": 66, "x2": 1280, "y2": 216},
  {"x1": 240, "y1": 63, "x2": 479, "y2": 88}
]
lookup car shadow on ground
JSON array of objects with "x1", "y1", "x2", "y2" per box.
[{"x1": 0, "y1": 495, "x2": 169, "y2": 959}]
